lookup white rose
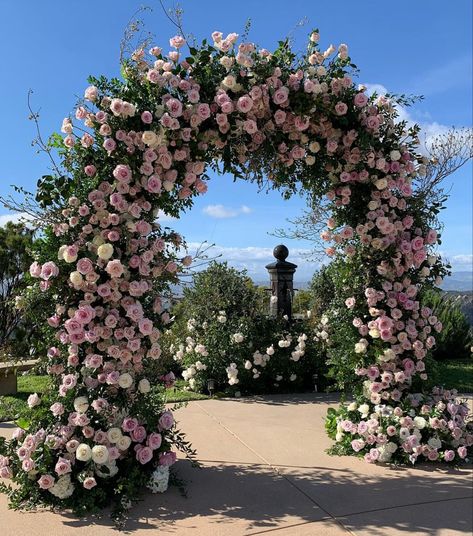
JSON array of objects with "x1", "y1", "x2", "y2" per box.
[
  {"x1": 107, "y1": 428, "x2": 123, "y2": 444},
  {"x1": 375, "y1": 178, "x2": 388, "y2": 190},
  {"x1": 91, "y1": 445, "x2": 109, "y2": 464},
  {"x1": 244, "y1": 360, "x2": 252, "y2": 370},
  {"x1": 57, "y1": 245, "x2": 67, "y2": 260},
  {"x1": 117, "y1": 435, "x2": 132, "y2": 451},
  {"x1": 118, "y1": 373, "x2": 134, "y2": 389},
  {"x1": 355, "y1": 342, "x2": 367, "y2": 354},
  {"x1": 142, "y1": 130, "x2": 158, "y2": 147},
  {"x1": 347, "y1": 402, "x2": 358, "y2": 411},
  {"x1": 309, "y1": 141, "x2": 320, "y2": 153},
  {"x1": 222, "y1": 75, "x2": 236, "y2": 89},
  {"x1": 390, "y1": 150, "x2": 401, "y2": 161},
  {"x1": 233, "y1": 333, "x2": 244, "y2": 343},
  {"x1": 49, "y1": 475, "x2": 74, "y2": 499},
  {"x1": 219, "y1": 56, "x2": 234, "y2": 69},
  {"x1": 73, "y1": 396, "x2": 89, "y2": 414},
  {"x1": 69, "y1": 271, "x2": 83, "y2": 286},
  {"x1": 138, "y1": 378, "x2": 151, "y2": 393},
  {"x1": 358, "y1": 404, "x2": 370, "y2": 417},
  {"x1": 97, "y1": 243, "x2": 114, "y2": 260},
  {"x1": 76, "y1": 443, "x2": 92, "y2": 462},
  {"x1": 305, "y1": 155, "x2": 316, "y2": 165},
  {"x1": 413, "y1": 416, "x2": 426, "y2": 429},
  {"x1": 369, "y1": 328, "x2": 380, "y2": 339}
]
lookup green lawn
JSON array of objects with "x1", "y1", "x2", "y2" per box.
[
  {"x1": 432, "y1": 359, "x2": 473, "y2": 393},
  {"x1": 0, "y1": 375, "x2": 208, "y2": 422},
  {"x1": 0, "y1": 361, "x2": 471, "y2": 422}
]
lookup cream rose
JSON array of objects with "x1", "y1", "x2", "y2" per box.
[
  {"x1": 138, "y1": 378, "x2": 151, "y2": 393},
  {"x1": 107, "y1": 428, "x2": 123, "y2": 444},
  {"x1": 117, "y1": 435, "x2": 132, "y2": 451},
  {"x1": 97, "y1": 243, "x2": 114, "y2": 260},
  {"x1": 91, "y1": 445, "x2": 109, "y2": 465},
  {"x1": 118, "y1": 373, "x2": 134, "y2": 389},
  {"x1": 76, "y1": 443, "x2": 92, "y2": 462},
  {"x1": 73, "y1": 396, "x2": 89, "y2": 413},
  {"x1": 142, "y1": 130, "x2": 159, "y2": 147},
  {"x1": 70, "y1": 271, "x2": 84, "y2": 286}
]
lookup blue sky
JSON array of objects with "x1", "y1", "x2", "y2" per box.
[{"x1": 0, "y1": 0, "x2": 471, "y2": 281}]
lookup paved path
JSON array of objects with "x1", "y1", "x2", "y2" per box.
[{"x1": 0, "y1": 393, "x2": 472, "y2": 535}]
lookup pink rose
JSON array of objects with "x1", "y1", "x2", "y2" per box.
[
  {"x1": 158, "y1": 451, "x2": 176, "y2": 466},
  {"x1": 237, "y1": 95, "x2": 253, "y2": 113},
  {"x1": 138, "y1": 318, "x2": 153, "y2": 335},
  {"x1": 122, "y1": 417, "x2": 138, "y2": 433},
  {"x1": 38, "y1": 474, "x2": 55, "y2": 489},
  {"x1": 40, "y1": 261, "x2": 59, "y2": 280},
  {"x1": 136, "y1": 446, "x2": 153, "y2": 464},
  {"x1": 335, "y1": 102, "x2": 348, "y2": 115},
  {"x1": 273, "y1": 87, "x2": 289, "y2": 105},
  {"x1": 113, "y1": 164, "x2": 132, "y2": 183},
  {"x1": 131, "y1": 426, "x2": 147, "y2": 443},
  {"x1": 354, "y1": 93, "x2": 368, "y2": 108},
  {"x1": 106, "y1": 259, "x2": 124, "y2": 278},
  {"x1": 29, "y1": 261, "x2": 42, "y2": 278},
  {"x1": 158, "y1": 411, "x2": 174, "y2": 431},
  {"x1": 147, "y1": 433, "x2": 163, "y2": 450},
  {"x1": 83, "y1": 477, "x2": 97, "y2": 489},
  {"x1": 54, "y1": 457, "x2": 72, "y2": 476}
]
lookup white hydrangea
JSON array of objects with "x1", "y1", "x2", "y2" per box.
[
  {"x1": 148, "y1": 465, "x2": 170, "y2": 493},
  {"x1": 49, "y1": 475, "x2": 74, "y2": 499}
]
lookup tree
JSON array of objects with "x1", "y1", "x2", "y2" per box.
[{"x1": 0, "y1": 222, "x2": 34, "y2": 358}]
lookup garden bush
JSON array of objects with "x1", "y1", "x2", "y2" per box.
[{"x1": 164, "y1": 262, "x2": 327, "y2": 394}]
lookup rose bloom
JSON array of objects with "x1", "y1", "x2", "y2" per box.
[
  {"x1": 40, "y1": 261, "x2": 59, "y2": 280},
  {"x1": 158, "y1": 411, "x2": 174, "y2": 431},
  {"x1": 91, "y1": 445, "x2": 109, "y2": 464},
  {"x1": 38, "y1": 474, "x2": 55, "y2": 490},
  {"x1": 55, "y1": 457, "x2": 72, "y2": 476},
  {"x1": 106, "y1": 259, "x2": 124, "y2": 278},
  {"x1": 136, "y1": 446, "x2": 154, "y2": 464},
  {"x1": 83, "y1": 477, "x2": 97, "y2": 490}
]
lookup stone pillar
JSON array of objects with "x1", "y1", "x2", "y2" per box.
[{"x1": 265, "y1": 245, "x2": 297, "y2": 319}]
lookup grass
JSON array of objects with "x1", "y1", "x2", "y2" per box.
[
  {"x1": 433, "y1": 359, "x2": 473, "y2": 393},
  {"x1": 0, "y1": 375, "x2": 209, "y2": 422},
  {"x1": 0, "y1": 361, "x2": 471, "y2": 422}
]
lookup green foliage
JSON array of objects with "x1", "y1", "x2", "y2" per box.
[
  {"x1": 422, "y1": 290, "x2": 472, "y2": 360},
  {"x1": 0, "y1": 223, "x2": 35, "y2": 359},
  {"x1": 165, "y1": 262, "x2": 326, "y2": 394},
  {"x1": 178, "y1": 261, "x2": 261, "y2": 321}
]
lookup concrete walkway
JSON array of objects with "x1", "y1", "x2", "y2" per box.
[{"x1": 0, "y1": 393, "x2": 472, "y2": 535}]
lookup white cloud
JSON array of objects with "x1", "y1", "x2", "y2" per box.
[
  {"x1": 185, "y1": 242, "x2": 323, "y2": 280},
  {"x1": 449, "y1": 254, "x2": 473, "y2": 268},
  {"x1": 0, "y1": 212, "x2": 32, "y2": 227},
  {"x1": 202, "y1": 204, "x2": 253, "y2": 219},
  {"x1": 156, "y1": 210, "x2": 176, "y2": 222}
]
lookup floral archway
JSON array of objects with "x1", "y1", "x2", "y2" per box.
[{"x1": 0, "y1": 29, "x2": 471, "y2": 521}]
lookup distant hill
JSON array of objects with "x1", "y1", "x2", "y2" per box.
[{"x1": 441, "y1": 271, "x2": 472, "y2": 292}]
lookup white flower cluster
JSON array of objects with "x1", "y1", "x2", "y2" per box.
[
  {"x1": 49, "y1": 475, "x2": 74, "y2": 499},
  {"x1": 217, "y1": 310, "x2": 227, "y2": 323},
  {"x1": 314, "y1": 315, "x2": 330, "y2": 342},
  {"x1": 147, "y1": 465, "x2": 170, "y2": 493},
  {"x1": 182, "y1": 360, "x2": 208, "y2": 389},
  {"x1": 226, "y1": 363, "x2": 239, "y2": 385},
  {"x1": 291, "y1": 333, "x2": 307, "y2": 362},
  {"x1": 232, "y1": 332, "x2": 244, "y2": 343}
]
